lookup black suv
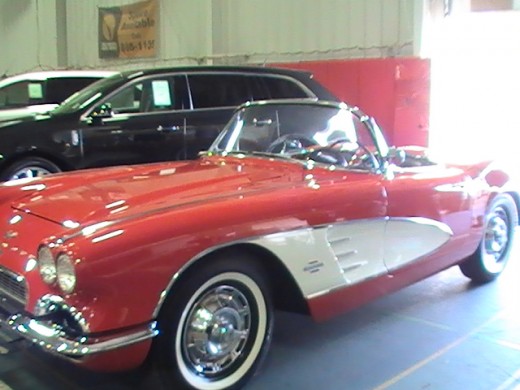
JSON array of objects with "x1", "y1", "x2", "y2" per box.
[{"x1": 0, "y1": 66, "x2": 338, "y2": 181}]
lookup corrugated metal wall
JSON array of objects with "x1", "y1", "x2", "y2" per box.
[
  {"x1": 62, "y1": 0, "x2": 420, "y2": 70},
  {"x1": 0, "y1": 0, "x2": 422, "y2": 74},
  {"x1": 0, "y1": 0, "x2": 58, "y2": 76},
  {"x1": 211, "y1": 0, "x2": 416, "y2": 64}
]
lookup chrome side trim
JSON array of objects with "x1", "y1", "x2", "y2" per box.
[{"x1": 4, "y1": 314, "x2": 158, "y2": 358}]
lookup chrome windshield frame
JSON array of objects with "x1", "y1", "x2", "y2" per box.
[{"x1": 208, "y1": 100, "x2": 390, "y2": 173}]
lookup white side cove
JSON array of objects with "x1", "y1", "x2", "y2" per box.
[
  {"x1": 384, "y1": 217, "x2": 453, "y2": 271},
  {"x1": 250, "y1": 217, "x2": 453, "y2": 299}
]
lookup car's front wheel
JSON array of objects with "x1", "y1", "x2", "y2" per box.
[
  {"x1": 152, "y1": 256, "x2": 273, "y2": 390},
  {"x1": 459, "y1": 193, "x2": 518, "y2": 283},
  {"x1": 1, "y1": 157, "x2": 61, "y2": 181}
]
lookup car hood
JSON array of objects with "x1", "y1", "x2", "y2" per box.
[
  {"x1": 0, "y1": 104, "x2": 57, "y2": 123},
  {"x1": 10, "y1": 157, "x2": 302, "y2": 226}
]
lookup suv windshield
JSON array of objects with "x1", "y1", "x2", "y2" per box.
[
  {"x1": 210, "y1": 102, "x2": 386, "y2": 170},
  {"x1": 51, "y1": 74, "x2": 125, "y2": 115}
]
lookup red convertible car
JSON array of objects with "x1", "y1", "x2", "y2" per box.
[{"x1": 0, "y1": 100, "x2": 517, "y2": 389}]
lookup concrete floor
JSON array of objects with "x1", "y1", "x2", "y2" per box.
[{"x1": 1, "y1": 232, "x2": 519, "y2": 390}]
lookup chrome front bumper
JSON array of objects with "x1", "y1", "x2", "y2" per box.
[{"x1": 0, "y1": 294, "x2": 158, "y2": 359}]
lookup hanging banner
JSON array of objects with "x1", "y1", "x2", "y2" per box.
[
  {"x1": 98, "y1": 0, "x2": 157, "y2": 59},
  {"x1": 471, "y1": 0, "x2": 513, "y2": 11}
]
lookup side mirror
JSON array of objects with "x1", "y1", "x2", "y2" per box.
[
  {"x1": 88, "y1": 103, "x2": 114, "y2": 123},
  {"x1": 84, "y1": 103, "x2": 113, "y2": 125},
  {"x1": 387, "y1": 147, "x2": 406, "y2": 166}
]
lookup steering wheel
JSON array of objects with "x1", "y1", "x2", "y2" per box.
[
  {"x1": 308, "y1": 138, "x2": 378, "y2": 169},
  {"x1": 266, "y1": 134, "x2": 316, "y2": 154},
  {"x1": 346, "y1": 141, "x2": 379, "y2": 169},
  {"x1": 306, "y1": 148, "x2": 349, "y2": 166}
]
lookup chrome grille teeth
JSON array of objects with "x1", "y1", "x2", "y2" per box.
[{"x1": 0, "y1": 265, "x2": 27, "y2": 306}]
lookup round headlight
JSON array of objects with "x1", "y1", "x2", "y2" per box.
[
  {"x1": 57, "y1": 254, "x2": 76, "y2": 294},
  {"x1": 38, "y1": 246, "x2": 56, "y2": 284}
]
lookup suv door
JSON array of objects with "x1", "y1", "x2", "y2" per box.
[
  {"x1": 181, "y1": 73, "x2": 254, "y2": 158},
  {"x1": 79, "y1": 74, "x2": 190, "y2": 168}
]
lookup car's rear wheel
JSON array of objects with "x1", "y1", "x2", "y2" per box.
[
  {"x1": 152, "y1": 255, "x2": 273, "y2": 390},
  {"x1": 459, "y1": 193, "x2": 518, "y2": 283},
  {"x1": 1, "y1": 157, "x2": 61, "y2": 181}
]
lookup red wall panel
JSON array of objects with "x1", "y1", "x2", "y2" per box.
[
  {"x1": 270, "y1": 58, "x2": 431, "y2": 147},
  {"x1": 393, "y1": 60, "x2": 430, "y2": 147}
]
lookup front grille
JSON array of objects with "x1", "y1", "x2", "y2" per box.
[{"x1": 0, "y1": 266, "x2": 27, "y2": 306}]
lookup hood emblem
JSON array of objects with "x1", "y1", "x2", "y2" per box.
[{"x1": 4, "y1": 230, "x2": 18, "y2": 239}]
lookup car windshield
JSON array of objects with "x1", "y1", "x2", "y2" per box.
[
  {"x1": 210, "y1": 102, "x2": 387, "y2": 170},
  {"x1": 50, "y1": 74, "x2": 125, "y2": 115}
]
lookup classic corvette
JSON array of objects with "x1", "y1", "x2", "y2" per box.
[{"x1": 0, "y1": 100, "x2": 517, "y2": 389}]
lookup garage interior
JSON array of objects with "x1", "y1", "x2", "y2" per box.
[{"x1": 1, "y1": 0, "x2": 520, "y2": 389}]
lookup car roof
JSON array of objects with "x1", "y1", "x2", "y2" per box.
[
  {"x1": 118, "y1": 65, "x2": 314, "y2": 79},
  {"x1": 0, "y1": 70, "x2": 118, "y2": 87},
  {"x1": 238, "y1": 98, "x2": 358, "y2": 112}
]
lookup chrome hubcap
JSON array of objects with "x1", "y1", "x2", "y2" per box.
[
  {"x1": 483, "y1": 207, "x2": 509, "y2": 272},
  {"x1": 183, "y1": 285, "x2": 251, "y2": 377},
  {"x1": 11, "y1": 166, "x2": 52, "y2": 180}
]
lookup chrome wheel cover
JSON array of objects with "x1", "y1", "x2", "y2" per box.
[
  {"x1": 183, "y1": 285, "x2": 251, "y2": 376},
  {"x1": 482, "y1": 206, "x2": 510, "y2": 273},
  {"x1": 175, "y1": 272, "x2": 267, "y2": 390},
  {"x1": 10, "y1": 166, "x2": 53, "y2": 180}
]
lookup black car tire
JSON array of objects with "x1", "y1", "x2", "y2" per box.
[
  {"x1": 1, "y1": 157, "x2": 61, "y2": 181},
  {"x1": 459, "y1": 193, "x2": 518, "y2": 283},
  {"x1": 151, "y1": 254, "x2": 273, "y2": 390}
]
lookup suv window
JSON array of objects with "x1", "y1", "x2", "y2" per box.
[
  {"x1": 46, "y1": 78, "x2": 102, "y2": 104},
  {"x1": 188, "y1": 74, "x2": 255, "y2": 109},
  {"x1": 0, "y1": 81, "x2": 44, "y2": 107},
  {"x1": 188, "y1": 73, "x2": 313, "y2": 110},
  {"x1": 261, "y1": 77, "x2": 310, "y2": 99},
  {"x1": 102, "y1": 76, "x2": 183, "y2": 114}
]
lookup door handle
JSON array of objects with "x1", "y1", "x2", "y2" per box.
[
  {"x1": 110, "y1": 130, "x2": 123, "y2": 134},
  {"x1": 157, "y1": 125, "x2": 180, "y2": 132}
]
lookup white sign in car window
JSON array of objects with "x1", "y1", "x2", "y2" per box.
[
  {"x1": 28, "y1": 83, "x2": 44, "y2": 99},
  {"x1": 151, "y1": 80, "x2": 172, "y2": 107}
]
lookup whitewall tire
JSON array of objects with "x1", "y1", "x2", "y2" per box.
[{"x1": 152, "y1": 256, "x2": 273, "y2": 390}]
